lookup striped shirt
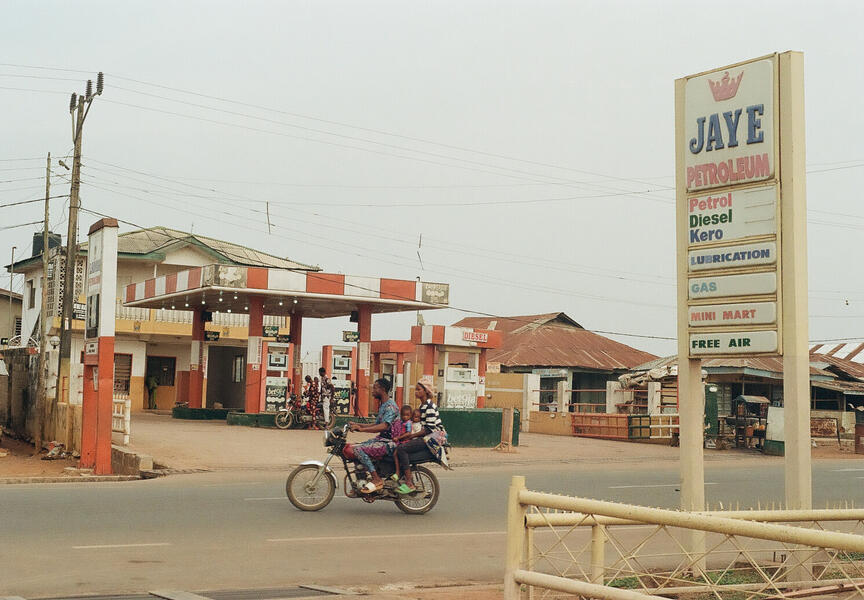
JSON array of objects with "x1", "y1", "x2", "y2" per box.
[{"x1": 419, "y1": 401, "x2": 443, "y2": 433}]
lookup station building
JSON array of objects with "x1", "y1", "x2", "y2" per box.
[{"x1": 7, "y1": 226, "x2": 316, "y2": 411}]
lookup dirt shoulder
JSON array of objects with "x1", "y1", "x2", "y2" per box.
[{"x1": 0, "y1": 437, "x2": 78, "y2": 477}]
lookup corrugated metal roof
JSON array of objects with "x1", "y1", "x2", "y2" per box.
[
  {"x1": 810, "y1": 341, "x2": 864, "y2": 363},
  {"x1": 631, "y1": 355, "x2": 834, "y2": 378},
  {"x1": 813, "y1": 380, "x2": 864, "y2": 396},
  {"x1": 452, "y1": 313, "x2": 655, "y2": 371},
  {"x1": 79, "y1": 226, "x2": 319, "y2": 271}
]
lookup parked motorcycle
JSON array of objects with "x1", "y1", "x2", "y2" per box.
[
  {"x1": 285, "y1": 424, "x2": 441, "y2": 514},
  {"x1": 275, "y1": 395, "x2": 335, "y2": 430}
]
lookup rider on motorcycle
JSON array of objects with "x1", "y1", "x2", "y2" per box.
[{"x1": 344, "y1": 378, "x2": 398, "y2": 494}]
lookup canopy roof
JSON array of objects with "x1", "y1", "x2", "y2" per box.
[{"x1": 123, "y1": 264, "x2": 449, "y2": 319}]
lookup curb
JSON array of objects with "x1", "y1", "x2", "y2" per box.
[{"x1": 0, "y1": 474, "x2": 139, "y2": 485}]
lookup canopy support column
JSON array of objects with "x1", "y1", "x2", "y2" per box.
[
  {"x1": 245, "y1": 296, "x2": 264, "y2": 414},
  {"x1": 291, "y1": 312, "x2": 304, "y2": 397},
  {"x1": 357, "y1": 305, "x2": 372, "y2": 416},
  {"x1": 189, "y1": 308, "x2": 205, "y2": 409}
]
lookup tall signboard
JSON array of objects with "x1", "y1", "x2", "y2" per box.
[
  {"x1": 80, "y1": 218, "x2": 119, "y2": 475},
  {"x1": 676, "y1": 53, "x2": 810, "y2": 527},
  {"x1": 682, "y1": 56, "x2": 781, "y2": 357}
]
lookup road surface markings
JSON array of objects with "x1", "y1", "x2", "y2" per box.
[
  {"x1": 608, "y1": 483, "x2": 718, "y2": 489},
  {"x1": 267, "y1": 531, "x2": 505, "y2": 543},
  {"x1": 72, "y1": 542, "x2": 172, "y2": 550},
  {"x1": 245, "y1": 496, "x2": 350, "y2": 501},
  {"x1": 203, "y1": 482, "x2": 262, "y2": 487},
  {"x1": 834, "y1": 468, "x2": 864, "y2": 472}
]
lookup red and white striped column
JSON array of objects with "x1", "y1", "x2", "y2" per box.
[
  {"x1": 245, "y1": 296, "x2": 264, "y2": 414},
  {"x1": 80, "y1": 218, "x2": 119, "y2": 475}
]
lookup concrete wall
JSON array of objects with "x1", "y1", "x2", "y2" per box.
[
  {"x1": 0, "y1": 296, "x2": 22, "y2": 341},
  {"x1": 2, "y1": 348, "x2": 39, "y2": 437},
  {"x1": 527, "y1": 411, "x2": 573, "y2": 436},
  {"x1": 20, "y1": 275, "x2": 41, "y2": 342},
  {"x1": 484, "y1": 373, "x2": 525, "y2": 409},
  {"x1": 484, "y1": 372, "x2": 539, "y2": 432},
  {"x1": 811, "y1": 409, "x2": 857, "y2": 436}
]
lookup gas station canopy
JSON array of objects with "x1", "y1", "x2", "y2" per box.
[{"x1": 123, "y1": 264, "x2": 450, "y2": 318}]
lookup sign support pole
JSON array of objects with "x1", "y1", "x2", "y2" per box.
[
  {"x1": 675, "y1": 76, "x2": 706, "y2": 571},
  {"x1": 778, "y1": 51, "x2": 811, "y2": 511}
]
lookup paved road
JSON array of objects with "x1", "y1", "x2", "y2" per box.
[{"x1": 3, "y1": 459, "x2": 864, "y2": 598}]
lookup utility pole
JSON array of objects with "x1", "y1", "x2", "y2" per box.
[
  {"x1": 9, "y1": 246, "x2": 16, "y2": 340},
  {"x1": 56, "y1": 74, "x2": 103, "y2": 437},
  {"x1": 35, "y1": 153, "x2": 51, "y2": 453}
]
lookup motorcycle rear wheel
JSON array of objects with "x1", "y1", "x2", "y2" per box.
[
  {"x1": 318, "y1": 412, "x2": 336, "y2": 429},
  {"x1": 275, "y1": 410, "x2": 294, "y2": 430},
  {"x1": 286, "y1": 465, "x2": 335, "y2": 511},
  {"x1": 395, "y1": 466, "x2": 439, "y2": 515}
]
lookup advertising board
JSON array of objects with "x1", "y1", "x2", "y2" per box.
[{"x1": 678, "y1": 55, "x2": 782, "y2": 358}]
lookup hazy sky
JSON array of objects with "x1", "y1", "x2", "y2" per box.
[{"x1": 2, "y1": 0, "x2": 863, "y2": 358}]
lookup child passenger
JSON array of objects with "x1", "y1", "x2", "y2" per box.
[{"x1": 390, "y1": 405, "x2": 415, "y2": 484}]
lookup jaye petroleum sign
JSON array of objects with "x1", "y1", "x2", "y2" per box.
[
  {"x1": 679, "y1": 55, "x2": 782, "y2": 358},
  {"x1": 684, "y1": 59, "x2": 775, "y2": 192}
]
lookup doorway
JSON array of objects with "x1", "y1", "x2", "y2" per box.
[
  {"x1": 206, "y1": 346, "x2": 247, "y2": 409},
  {"x1": 145, "y1": 356, "x2": 176, "y2": 410}
]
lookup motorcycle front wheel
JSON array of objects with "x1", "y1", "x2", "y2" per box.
[
  {"x1": 395, "y1": 465, "x2": 440, "y2": 515},
  {"x1": 275, "y1": 410, "x2": 294, "y2": 430},
  {"x1": 286, "y1": 465, "x2": 335, "y2": 511}
]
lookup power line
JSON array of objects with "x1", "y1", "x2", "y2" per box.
[
  {"x1": 0, "y1": 195, "x2": 67, "y2": 209},
  {"x1": 76, "y1": 206, "x2": 678, "y2": 342},
  {"x1": 78, "y1": 163, "x2": 679, "y2": 287},
  {"x1": 76, "y1": 179, "x2": 678, "y2": 310},
  {"x1": 101, "y1": 97, "x2": 678, "y2": 205},
  {"x1": 1, "y1": 219, "x2": 44, "y2": 231},
  {"x1": 75, "y1": 203, "x2": 864, "y2": 344}
]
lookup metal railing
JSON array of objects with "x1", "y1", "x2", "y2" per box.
[
  {"x1": 505, "y1": 475, "x2": 864, "y2": 599},
  {"x1": 112, "y1": 396, "x2": 131, "y2": 445}
]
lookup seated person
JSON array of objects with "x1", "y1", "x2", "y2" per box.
[
  {"x1": 392, "y1": 379, "x2": 448, "y2": 493},
  {"x1": 344, "y1": 379, "x2": 398, "y2": 493},
  {"x1": 390, "y1": 405, "x2": 416, "y2": 486}
]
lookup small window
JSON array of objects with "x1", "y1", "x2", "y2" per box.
[
  {"x1": 26, "y1": 280, "x2": 35, "y2": 309},
  {"x1": 232, "y1": 355, "x2": 245, "y2": 383},
  {"x1": 146, "y1": 356, "x2": 176, "y2": 387},
  {"x1": 14, "y1": 317, "x2": 22, "y2": 336}
]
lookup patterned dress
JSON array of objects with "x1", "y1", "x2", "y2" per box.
[{"x1": 351, "y1": 399, "x2": 399, "y2": 474}]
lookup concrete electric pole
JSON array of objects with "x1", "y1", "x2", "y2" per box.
[
  {"x1": 8, "y1": 246, "x2": 16, "y2": 341},
  {"x1": 34, "y1": 153, "x2": 51, "y2": 453},
  {"x1": 56, "y1": 73, "x2": 103, "y2": 424}
]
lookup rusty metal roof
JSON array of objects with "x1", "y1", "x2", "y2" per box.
[
  {"x1": 812, "y1": 380, "x2": 864, "y2": 396},
  {"x1": 451, "y1": 313, "x2": 656, "y2": 371},
  {"x1": 808, "y1": 355, "x2": 864, "y2": 382},
  {"x1": 631, "y1": 355, "x2": 834, "y2": 378},
  {"x1": 810, "y1": 341, "x2": 864, "y2": 364}
]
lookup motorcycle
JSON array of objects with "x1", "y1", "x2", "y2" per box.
[
  {"x1": 275, "y1": 394, "x2": 335, "y2": 430},
  {"x1": 285, "y1": 424, "x2": 442, "y2": 515}
]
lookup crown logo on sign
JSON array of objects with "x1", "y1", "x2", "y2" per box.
[{"x1": 708, "y1": 71, "x2": 743, "y2": 101}]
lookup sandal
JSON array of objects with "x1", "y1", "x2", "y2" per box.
[
  {"x1": 396, "y1": 483, "x2": 416, "y2": 494},
  {"x1": 361, "y1": 481, "x2": 384, "y2": 494}
]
